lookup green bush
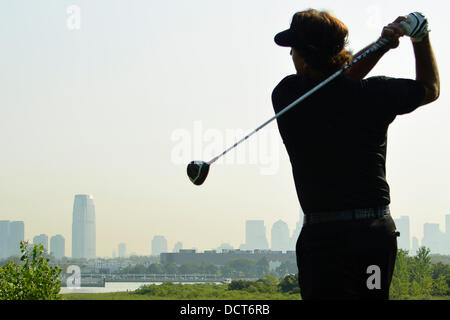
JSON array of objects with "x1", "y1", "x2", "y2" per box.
[
  {"x1": 0, "y1": 241, "x2": 62, "y2": 300},
  {"x1": 278, "y1": 273, "x2": 300, "y2": 294},
  {"x1": 228, "y1": 280, "x2": 253, "y2": 291},
  {"x1": 390, "y1": 247, "x2": 450, "y2": 299}
]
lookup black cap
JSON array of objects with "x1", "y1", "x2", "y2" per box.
[
  {"x1": 274, "y1": 28, "x2": 297, "y2": 47},
  {"x1": 274, "y1": 20, "x2": 344, "y2": 55}
]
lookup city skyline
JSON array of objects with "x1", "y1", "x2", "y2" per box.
[{"x1": 2, "y1": 206, "x2": 450, "y2": 259}]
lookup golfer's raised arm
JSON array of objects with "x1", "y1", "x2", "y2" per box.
[
  {"x1": 345, "y1": 17, "x2": 408, "y2": 80},
  {"x1": 413, "y1": 35, "x2": 440, "y2": 105}
]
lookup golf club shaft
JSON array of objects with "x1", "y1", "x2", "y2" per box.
[{"x1": 207, "y1": 37, "x2": 390, "y2": 165}]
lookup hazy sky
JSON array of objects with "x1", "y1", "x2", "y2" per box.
[{"x1": 1, "y1": 0, "x2": 448, "y2": 257}]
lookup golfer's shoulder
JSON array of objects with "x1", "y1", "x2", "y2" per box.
[
  {"x1": 360, "y1": 76, "x2": 425, "y2": 94},
  {"x1": 359, "y1": 75, "x2": 391, "y2": 88},
  {"x1": 272, "y1": 74, "x2": 302, "y2": 98}
]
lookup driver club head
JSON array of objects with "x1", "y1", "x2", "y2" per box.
[{"x1": 187, "y1": 161, "x2": 210, "y2": 186}]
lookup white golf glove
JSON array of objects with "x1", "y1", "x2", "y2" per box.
[{"x1": 400, "y1": 12, "x2": 430, "y2": 42}]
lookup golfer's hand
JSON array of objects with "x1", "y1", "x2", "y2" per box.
[{"x1": 381, "y1": 16, "x2": 409, "y2": 49}]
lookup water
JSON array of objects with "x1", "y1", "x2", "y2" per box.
[
  {"x1": 60, "y1": 282, "x2": 152, "y2": 294},
  {"x1": 60, "y1": 281, "x2": 222, "y2": 294}
]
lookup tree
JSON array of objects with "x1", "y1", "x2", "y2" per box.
[
  {"x1": 164, "y1": 263, "x2": 179, "y2": 275},
  {"x1": 278, "y1": 273, "x2": 300, "y2": 294},
  {"x1": 253, "y1": 275, "x2": 279, "y2": 294},
  {"x1": 410, "y1": 247, "x2": 433, "y2": 297},
  {"x1": 147, "y1": 263, "x2": 165, "y2": 274},
  {"x1": 0, "y1": 241, "x2": 62, "y2": 300},
  {"x1": 255, "y1": 257, "x2": 270, "y2": 277},
  {"x1": 228, "y1": 280, "x2": 253, "y2": 291},
  {"x1": 431, "y1": 262, "x2": 450, "y2": 295},
  {"x1": 432, "y1": 275, "x2": 449, "y2": 296},
  {"x1": 275, "y1": 260, "x2": 298, "y2": 277},
  {"x1": 202, "y1": 263, "x2": 219, "y2": 275},
  {"x1": 390, "y1": 249, "x2": 410, "y2": 299},
  {"x1": 226, "y1": 259, "x2": 256, "y2": 277},
  {"x1": 178, "y1": 263, "x2": 198, "y2": 275},
  {"x1": 132, "y1": 264, "x2": 147, "y2": 274}
]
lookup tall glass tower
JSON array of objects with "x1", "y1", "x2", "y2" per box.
[
  {"x1": 9, "y1": 221, "x2": 25, "y2": 257},
  {"x1": 394, "y1": 216, "x2": 410, "y2": 252},
  {"x1": 50, "y1": 234, "x2": 65, "y2": 259},
  {"x1": 72, "y1": 194, "x2": 96, "y2": 259},
  {"x1": 271, "y1": 220, "x2": 290, "y2": 252},
  {"x1": 0, "y1": 221, "x2": 10, "y2": 259},
  {"x1": 245, "y1": 220, "x2": 269, "y2": 250},
  {"x1": 151, "y1": 235, "x2": 168, "y2": 257}
]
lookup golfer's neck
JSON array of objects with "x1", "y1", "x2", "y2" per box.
[{"x1": 298, "y1": 68, "x2": 329, "y2": 81}]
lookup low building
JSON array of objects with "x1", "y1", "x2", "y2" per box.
[{"x1": 160, "y1": 249, "x2": 296, "y2": 266}]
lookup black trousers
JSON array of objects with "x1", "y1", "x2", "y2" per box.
[{"x1": 296, "y1": 214, "x2": 398, "y2": 300}]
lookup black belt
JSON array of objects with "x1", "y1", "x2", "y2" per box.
[{"x1": 303, "y1": 205, "x2": 390, "y2": 226}]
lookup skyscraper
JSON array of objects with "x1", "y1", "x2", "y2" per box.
[
  {"x1": 446, "y1": 214, "x2": 450, "y2": 235},
  {"x1": 290, "y1": 209, "x2": 304, "y2": 249},
  {"x1": 151, "y1": 235, "x2": 168, "y2": 257},
  {"x1": 72, "y1": 194, "x2": 96, "y2": 259},
  {"x1": 446, "y1": 215, "x2": 450, "y2": 255},
  {"x1": 50, "y1": 235, "x2": 65, "y2": 259},
  {"x1": 8, "y1": 221, "x2": 24, "y2": 257},
  {"x1": 217, "y1": 243, "x2": 233, "y2": 252},
  {"x1": 245, "y1": 220, "x2": 269, "y2": 250},
  {"x1": 411, "y1": 236, "x2": 420, "y2": 255},
  {"x1": 271, "y1": 220, "x2": 290, "y2": 252},
  {"x1": 172, "y1": 241, "x2": 183, "y2": 253},
  {"x1": 118, "y1": 243, "x2": 127, "y2": 258},
  {"x1": 0, "y1": 221, "x2": 10, "y2": 259},
  {"x1": 33, "y1": 234, "x2": 49, "y2": 253},
  {"x1": 422, "y1": 223, "x2": 443, "y2": 254},
  {"x1": 394, "y1": 216, "x2": 410, "y2": 252}
]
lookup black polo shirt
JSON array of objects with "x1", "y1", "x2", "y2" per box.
[{"x1": 272, "y1": 74, "x2": 425, "y2": 214}]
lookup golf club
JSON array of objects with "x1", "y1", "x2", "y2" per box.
[{"x1": 187, "y1": 37, "x2": 391, "y2": 186}]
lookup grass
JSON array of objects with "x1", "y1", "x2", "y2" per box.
[
  {"x1": 61, "y1": 282, "x2": 450, "y2": 300},
  {"x1": 62, "y1": 292, "x2": 301, "y2": 300},
  {"x1": 62, "y1": 292, "x2": 450, "y2": 300},
  {"x1": 62, "y1": 282, "x2": 301, "y2": 300}
]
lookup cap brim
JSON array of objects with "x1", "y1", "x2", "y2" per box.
[{"x1": 274, "y1": 29, "x2": 294, "y2": 47}]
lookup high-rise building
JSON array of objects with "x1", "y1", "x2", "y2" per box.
[
  {"x1": 50, "y1": 235, "x2": 65, "y2": 259},
  {"x1": 422, "y1": 223, "x2": 443, "y2": 254},
  {"x1": 444, "y1": 215, "x2": 450, "y2": 255},
  {"x1": 290, "y1": 209, "x2": 304, "y2": 249},
  {"x1": 33, "y1": 234, "x2": 49, "y2": 253},
  {"x1": 151, "y1": 235, "x2": 168, "y2": 257},
  {"x1": 172, "y1": 241, "x2": 183, "y2": 253},
  {"x1": 245, "y1": 220, "x2": 269, "y2": 250},
  {"x1": 394, "y1": 216, "x2": 410, "y2": 252},
  {"x1": 0, "y1": 221, "x2": 10, "y2": 259},
  {"x1": 271, "y1": 220, "x2": 290, "y2": 252},
  {"x1": 118, "y1": 243, "x2": 127, "y2": 258},
  {"x1": 8, "y1": 221, "x2": 24, "y2": 257},
  {"x1": 411, "y1": 236, "x2": 420, "y2": 255},
  {"x1": 217, "y1": 243, "x2": 234, "y2": 252},
  {"x1": 72, "y1": 194, "x2": 96, "y2": 259},
  {"x1": 446, "y1": 214, "x2": 450, "y2": 235}
]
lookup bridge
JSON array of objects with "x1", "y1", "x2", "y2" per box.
[{"x1": 60, "y1": 274, "x2": 252, "y2": 287}]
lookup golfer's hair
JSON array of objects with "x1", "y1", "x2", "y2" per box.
[{"x1": 292, "y1": 9, "x2": 353, "y2": 74}]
